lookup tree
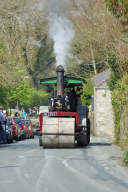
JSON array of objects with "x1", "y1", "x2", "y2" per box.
[
  {"x1": 0, "y1": 85, "x2": 8, "y2": 108},
  {"x1": 0, "y1": 40, "x2": 25, "y2": 86},
  {"x1": 81, "y1": 80, "x2": 94, "y2": 109},
  {"x1": 6, "y1": 79, "x2": 48, "y2": 110},
  {"x1": 104, "y1": 0, "x2": 128, "y2": 28},
  {"x1": 103, "y1": 0, "x2": 128, "y2": 147},
  {"x1": 0, "y1": 0, "x2": 55, "y2": 88},
  {"x1": 66, "y1": 0, "x2": 123, "y2": 78},
  {"x1": 24, "y1": 34, "x2": 56, "y2": 88},
  {"x1": 103, "y1": 0, "x2": 128, "y2": 90}
]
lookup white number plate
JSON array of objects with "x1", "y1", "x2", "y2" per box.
[{"x1": 43, "y1": 113, "x2": 56, "y2": 117}]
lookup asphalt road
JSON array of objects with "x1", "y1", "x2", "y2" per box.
[{"x1": 0, "y1": 136, "x2": 128, "y2": 192}]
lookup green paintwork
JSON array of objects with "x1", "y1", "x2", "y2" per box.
[
  {"x1": 40, "y1": 76, "x2": 83, "y2": 85},
  {"x1": 40, "y1": 76, "x2": 86, "y2": 91},
  {"x1": 40, "y1": 77, "x2": 57, "y2": 85}
]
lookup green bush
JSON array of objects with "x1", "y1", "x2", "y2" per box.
[
  {"x1": 123, "y1": 149, "x2": 128, "y2": 166},
  {"x1": 81, "y1": 80, "x2": 94, "y2": 110},
  {"x1": 111, "y1": 74, "x2": 128, "y2": 144}
]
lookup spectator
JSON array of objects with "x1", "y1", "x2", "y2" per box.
[
  {"x1": 69, "y1": 87, "x2": 77, "y2": 112},
  {"x1": 15, "y1": 112, "x2": 19, "y2": 117},
  {"x1": 3, "y1": 110, "x2": 6, "y2": 116},
  {"x1": 35, "y1": 106, "x2": 37, "y2": 118},
  {"x1": 11, "y1": 114, "x2": 14, "y2": 117},
  {"x1": 37, "y1": 106, "x2": 39, "y2": 117},
  {"x1": 3, "y1": 109, "x2": 8, "y2": 117},
  {"x1": 29, "y1": 107, "x2": 32, "y2": 117},
  {"x1": 21, "y1": 107, "x2": 24, "y2": 112},
  {"x1": 76, "y1": 94, "x2": 82, "y2": 106},
  {"x1": 50, "y1": 90, "x2": 54, "y2": 106},
  {"x1": 0, "y1": 106, "x2": 6, "y2": 144},
  {"x1": 22, "y1": 110, "x2": 26, "y2": 119},
  {"x1": 33, "y1": 106, "x2": 36, "y2": 118}
]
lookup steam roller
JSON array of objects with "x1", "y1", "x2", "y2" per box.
[{"x1": 35, "y1": 65, "x2": 90, "y2": 148}]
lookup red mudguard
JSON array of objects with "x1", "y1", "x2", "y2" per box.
[{"x1": 39, "y1": 112, "x2": 79, "y2": 133}]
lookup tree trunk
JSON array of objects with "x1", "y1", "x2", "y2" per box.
[{"x1": 90, "y1": 45, "x2": 97, "y2": 74}]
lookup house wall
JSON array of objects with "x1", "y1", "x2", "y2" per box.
[{"x1": 94, "y1": 88, "x2": 114, "y2": 138}]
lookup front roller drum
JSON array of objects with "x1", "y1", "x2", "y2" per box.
[{"x1": 42, "y1": 117, "x2": 75, "y2": 148}]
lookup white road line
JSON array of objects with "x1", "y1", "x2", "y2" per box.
[
  {"x1": 0, "y1": 181, "x2": 14, "y2": 183},
  {"x1": 24, "y1": 174, "x2": 31, "y2": 179},
  {"x1": 19, "y1": 156, "x2": 25, "y2": 158}
]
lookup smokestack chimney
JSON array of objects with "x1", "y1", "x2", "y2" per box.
[{"x1": 56, "y1": 65, "x2": 65, "y2": 97}]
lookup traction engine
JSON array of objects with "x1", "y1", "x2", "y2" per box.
[{"x1": 35, "y1": 65, "x2": 90, "y2": 148}]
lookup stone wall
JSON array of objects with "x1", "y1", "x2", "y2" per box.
[
  {"x1": 89, "y1": 105, "x2": 94, "y2": 134},
  {"x1": 94, "y1": 88, "x2": 114, "y2": 138}
]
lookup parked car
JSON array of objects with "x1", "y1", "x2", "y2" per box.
[
  {"x1": 25, "y1": 119, "x2": 34, "y2": 138},
  {"x1": 21, "y1": 119, "x2": 29, "y2": 139},
  {"x1": 13, "y1": 117, "x2": 25, "y2": 139},
  {"x1": 8, "y1": 116, "x2": 21, "y2": 141},
  {"x1": 5, "y1": 118, "x2": 13, "y2": 143}
]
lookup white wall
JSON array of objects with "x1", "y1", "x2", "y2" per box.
[{"x1": 94, "y1": 88, "x2": 114, "y2": 138}]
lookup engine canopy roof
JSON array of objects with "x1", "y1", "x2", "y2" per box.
[{"x1": 40, "y1": 76, "x2": 86, "y2": 89}]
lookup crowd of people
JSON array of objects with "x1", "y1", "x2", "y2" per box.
[
  {"x1": 13, "y1": 106, "x2": 39, "y2": 119},
  {"x1": 29, "y1": 106, "x2": 39, "y2": 118}
]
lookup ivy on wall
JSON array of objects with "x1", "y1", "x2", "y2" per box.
[{"x1": 111, "y1": 73, "x2": 128, "y2": 147}]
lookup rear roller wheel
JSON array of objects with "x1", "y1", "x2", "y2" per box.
[{"x1": 77, "y1": 126, "x2": 88, "y2": 146}]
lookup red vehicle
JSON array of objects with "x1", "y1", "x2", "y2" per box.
[
  {"x1": 25, "y1": 119, "x2": 34, "y2": 138},
  {"x1": 8, "y1": 116, "x2": 21, "y2": 141},
  {"x1": 21, "y1": 119, "x2": 29, "y2": 139}
]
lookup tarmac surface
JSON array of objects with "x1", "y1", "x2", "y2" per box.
[
  {"x1": 1, "y1": 114, "x2": 128, "y2": 192},
  {"x1": 30, "y1": 117, "x2": 128, "y2": 176}
]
